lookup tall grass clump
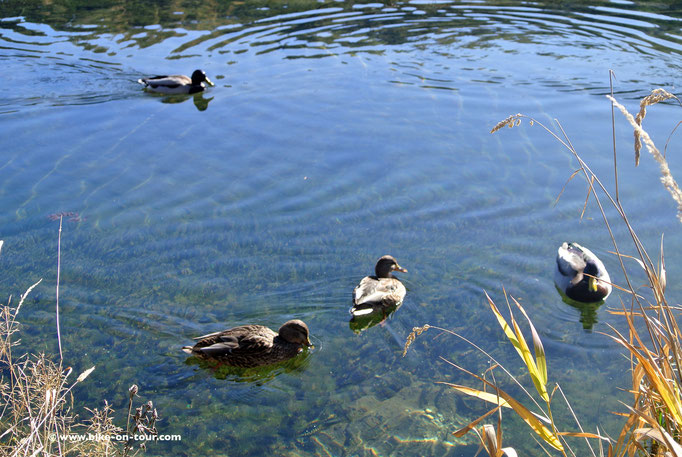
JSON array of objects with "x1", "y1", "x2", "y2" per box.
[
  {"x1": 0, "y1": 238, "x2": 158, "y2": 456},
  {"x1": 405, "y1": 87, "x2": 682, "y2": 456}
]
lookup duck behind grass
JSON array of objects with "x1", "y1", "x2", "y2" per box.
[
  {"x1": 555, "y1": 242, "x2": 612, "y2": 303},
  {"x1": 351, "y1": 255, "x2": 407, "y2": 317},
  {"x1": 138, "y1": 69, "x2": 214, "y2": 94},
  {"x1": 182, "y1": 319, "x2": 311, "y2": 368}
]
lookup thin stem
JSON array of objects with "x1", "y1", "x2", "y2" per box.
[
  {"x1": 56, "y1": 215, "x2": 63, "y2": 363},
  {"x1": 610, "y1": 70, "x2": 619, "y2": 203}
]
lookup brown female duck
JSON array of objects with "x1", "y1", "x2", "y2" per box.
[
  {"x1": 182, "y1": 319, "x2": 311, "y2": 368},
  {"x1": 351, "y1": 255, "x2": 407, "y2": 317}
]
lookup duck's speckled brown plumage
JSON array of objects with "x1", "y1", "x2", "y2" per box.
[{"x1": 182, "y1": 319, "x2": 311, "y2": 368}]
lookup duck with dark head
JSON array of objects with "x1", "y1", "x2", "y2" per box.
[
  {"x1": 138, "y1": 69, "x2": 214, "y2": 95},
  {"x1": 555, "y1": 242, "x2": 611, "y2": 303},
  {"x1": 182, "y1": 320, "x2": 311, "y2": 368},
  {"x1": 351, "y1": 255, "x2": 407, "y2": 317}
]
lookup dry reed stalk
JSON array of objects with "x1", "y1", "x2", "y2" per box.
[
  {"x1": 608, "y1": 94, "x2": 682, "y2": 223},
  {"x1": 490, "y1": 114, "x2": 523, "y2": 133},
  {"x1": 56, "y1": 215, "x2": 63, "y2": 362},
  {"x1": 632, "y1": 88, "x2": 680, "y2": 166}
]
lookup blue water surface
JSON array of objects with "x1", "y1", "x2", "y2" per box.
[{"x1": 1, "y1": 0, "x2": 682, "y2": 455}]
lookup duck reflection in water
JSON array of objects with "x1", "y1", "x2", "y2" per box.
[
  {"x1": 152, "y1": 92, "x2": 213, "y2": 111},
  {"x1": 554, "y1": 285, "x2": 603, "y2": 331},
  {"x1": 184, "y1": 349, "x2": 313, "y2": 382},
  {"x1": 349, "y1": 302, "x2": 400, "y2": 333}
]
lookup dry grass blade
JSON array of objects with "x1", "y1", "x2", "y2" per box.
[
  {"x1": 580, "y1": 175, "x2": 596, "y2": 221},
  {"x1": 486, "y1": 292, "x2": 548, "y2": 402},
  {"x1": 607, "y1": 330, "x2": 682, "y2": 425},
  {"x1": 633, "y1": 88, "x2": 679, "y2": 165},
  {"x1": 482, "y1": 424, "x2": 499, "y2": 457},
  {"x1": 17, "y1": 279, "x2": 42, "y2": 314},
  {"x1": 607, "y1": 250, "x2": 646, "y2": 271},
  {"x1": 557, "y1": 432, "x2": 610, "y2": 441},
  {"x1": 438, "y1": 382, "x2": 511, "y2": 409},
  {"x1": 402, "y1": 324, "x2": 430, "y2": 356},
  {"x1": 513, "y1": 298, "x2": 547, "y2": 388},
  {"x1": 501, "y1": 447, "x2": 519, "y2": 457},
  {"x1": 76, "y1": 366, "x2": 96, "y2": 383},
  {"x1": 659, "y1": 234, "x2": 666, "y2": 294},
  {"x1": 452, "y1": 405, "x2": 502, "y2": 438},
  {"x1": 554, "y1": 169, "x2": 581, "y2": 206},
  {"x1": 510, "y1": 315, "x2": 548, "y2": 402},
  {"x1": 490, "y1": 114, "x2": 523, "y2": 133},
  {"x1": 474, "y1": 419, "x2": 519, "y2": 457},
  {"x1": 664, "y1": 120, "x2": 682, "y2": 157},
  {"x1": 439, "y1": 376, "x2": 562, "y2": 450},
  {"x1": 633, "y1": 428, "x2": 682, "y2": 457},
  {"x1": 608, "y1": 94, "x2": 682, "y2": 222}
]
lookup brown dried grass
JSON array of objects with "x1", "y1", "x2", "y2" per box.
[{"x1": 0, "y1": 246, "x2": 158, "y2": 457}]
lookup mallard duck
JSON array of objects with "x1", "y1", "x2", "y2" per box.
[
  {"x1": 555, "y1": 242, "x2": 611, "y2": 303},
  {"x1": 138, "y1": 69, "x2": 214, "y2": 94},
  {"x1": 351, "y1": 255, "x2": 407, "y2": 317},
  {"x1": 182, "y1": 319, "x2": 311, "y2": 368}
]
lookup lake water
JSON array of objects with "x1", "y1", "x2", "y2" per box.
[{"x1": 2, "y1": 0, "x2": 682, "y2": 455}]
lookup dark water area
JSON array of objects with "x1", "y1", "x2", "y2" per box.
[{"x1": 2, "y1": 0, "x2": 682, "y2": 455}]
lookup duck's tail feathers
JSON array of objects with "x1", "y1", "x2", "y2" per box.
[{"x1": 181, "y1": 346, "x2": 194, "y2": 354}]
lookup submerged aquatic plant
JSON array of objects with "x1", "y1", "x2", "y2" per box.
[
  {"x1": 0, "y1": 238, "x2": 158, "y2": 456},
  {"x1": 406, "y1": 87, "x2": 682, "y2": 456},
  {"x1": 47, "y1": 211, "x2": 84, "y2": 223}
]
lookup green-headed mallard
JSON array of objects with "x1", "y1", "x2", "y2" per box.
[
  {"x1": 138, "y1": 69, "x2": 214, "y2": 94},
  {"x1": 555, "y1": 242, "x2": 611, "y2": 303},
  {"x1": 351, "y1": 255, "x2": 407, "y2": 317},
  {"x1": 182, "y1": 319, "x2": 311, "y2": 368}
]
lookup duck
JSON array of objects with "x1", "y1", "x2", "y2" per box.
[
  {"x1": 555, "y1": 242, "x2": 612, "y2": 303},
  {"x1": 138, "y1": 69, "x2": 214, "y2": 94},
  {"x1": 351, "y1": 255, "x2": 407, "y2": 317},
  {"x1": 182, "y1": 319, "x2": 311, "y2": 368}
]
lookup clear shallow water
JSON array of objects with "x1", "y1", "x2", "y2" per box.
[{"x1": 2, "y1": 0, "x2": 682, "y2": 455}]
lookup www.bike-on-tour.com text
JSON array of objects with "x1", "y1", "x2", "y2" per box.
[{"x1": 50, "y1": 433, "x2": 181, "y2": 442}]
